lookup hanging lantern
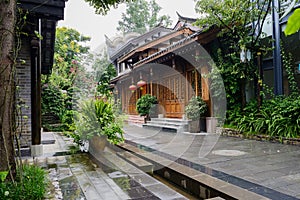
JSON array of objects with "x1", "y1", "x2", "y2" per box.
[
  {"x1": 137, "y1": 80, "x2": 146, "y2": 90},
  {"x1": 129, "y1": 84, "x2": 137, "y2": 92},
  {"x1": 240, "y1": 47, "x2": 246, "y2": 63},
  {"x1": 137, "y1": 80, "x2": 146, "y2": 87}
]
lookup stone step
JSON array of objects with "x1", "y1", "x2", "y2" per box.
[
  {"x1": 41, "y1": 132, "x2": 56, "y2": 144},
  {"x1": 66, "y1": 154, "x2": 130, "y2": 200},
  {"x1": 143, "y1": 117, "x2": 189, "y2": 132},
  {"x1": 102, "y1": 150, "x2": 188, "y2": 200},
  {"x1": 117, "y1": 151, "x2": 153, "y2": 173},
  {"x1": 70, "y1": 166, "x2": 104, "y2": 200},
  {"x1": 151, "y1": 117, "x2": 189, "y2": 124},
  {"x1": 22, "y1": 156, "x2": 67, "y2": 167},
  {"x1": 143, "y1": 124, "x2": 184, "y2": 132},
  {"x1": 94, "y1": 168, "x2": 130, "y2": 200},
  {"x1": 146, "y1": 121, "x2": 186, "y2": 126},
  {"x1": 126, "y1": 115, "x2": 145, "y2": 124}
]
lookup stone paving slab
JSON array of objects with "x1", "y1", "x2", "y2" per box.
[
  {"x1": 42, "y1": 132, "x2": 56, "y2": 144},
  {"x1": 122, "y1": 124, "x2": 300, "y2": 199}
]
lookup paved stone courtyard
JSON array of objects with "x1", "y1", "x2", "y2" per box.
[
  {"x1": 25, "y1": 125, "x2": 300, "y2": 199},
  {"x1": 123, "y1": 124, "x2": 300, "y2": 199}
]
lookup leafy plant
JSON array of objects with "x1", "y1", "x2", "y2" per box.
[
  {"x1": 96, "y1": 63, "x2": 116, "y2": 98},
  {"x1": 41, "y1": 27, "x2": 92, "y2": 132},
  {"x1": 102, "y1": 123, "x2": 124, "y2": 144},
  {"x1": 61, "y1": 110, "x2": 77, "y2": 131},
  {"x1": 284, "y1": 8, "x2": 300, "y2": 36},
  {"x1": 74, "y1": 98, "x2": 124, "y2": 144},
  {"x1": 0, "y1": 165, "x2": 46, "y2": 199},
  {"x1": 231, "y1": 96, "x2": 300, "y2": 139},
  {"x1": 282, "y1": 46, "x2": 299, "y2": 95},
  {"x1": 0, "y1": 171, "x2": 8, "y2": 182},
  {"x1": 185, "y1": 96, "x2": 208, "y2": 121},
  {"x1": 195, "y1": 0, "x2": 273, "y2": 109},
  {"x1": 41, "y1": 84, "x2": 65, "y2": 119},
  {"x1": 136, "y1": 94, "x2": 157, "y2": 117}
]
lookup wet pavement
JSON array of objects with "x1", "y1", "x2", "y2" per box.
[
  {"x1": 122, "y1": 124, "x2": 300, "y2": 199},
  {"x1": 23, "y1": 132, "x2": 188, "y2": 200}
]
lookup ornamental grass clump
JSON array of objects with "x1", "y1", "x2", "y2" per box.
[{"x1": 231, "y1": 95, "x2": 300, "y2": 139}]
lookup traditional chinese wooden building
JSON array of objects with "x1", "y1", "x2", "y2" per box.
[{"x1": 107, "y1": 13, "x2": 219, "y2": 121}]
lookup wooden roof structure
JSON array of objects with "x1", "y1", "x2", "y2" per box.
[
  {"x1": 19, "y1": 0, "x2": 66, "y2": 74},
  {"x1": 109, "y1": 13, "x2": 218, "y2": 83}
]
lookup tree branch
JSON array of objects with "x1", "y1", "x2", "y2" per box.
[
  {"x1": 210, "y1": 6, "x2": 235, "y2": 35},
  {"x1": 252, "y1": 0, "x2": 272, "y2": 46}
]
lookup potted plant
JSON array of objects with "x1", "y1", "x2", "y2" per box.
[
  {"x1": 185, "y1": 96, "x2": 208, "y2": 133},
  {"x1": 136, "y1": 94, "x2": 158, "y2": 122},
  {"x1": 74, "y1": 98, "x2": 124, "y2": 152}
]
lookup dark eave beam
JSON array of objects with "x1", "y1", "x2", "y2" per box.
[{"x1": 19, "y1": 0, "x2": 66, "y2": 20}]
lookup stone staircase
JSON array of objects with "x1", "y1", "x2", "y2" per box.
[
  {"x1": 126, "y1": 115, "x2": 146, "y2": 126},
  {"x1": 143, "y1": 117, "x2": 189, "y2": 133}
]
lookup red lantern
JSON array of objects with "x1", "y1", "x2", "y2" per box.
[
  {"x1": 137, "y1": 80, "x2": 146, "y2": 87},
  {"x1": 129, "y1": 84, "x2": 137, "y2": 91}
]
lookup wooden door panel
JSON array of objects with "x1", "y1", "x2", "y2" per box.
[{"x1": 165, "y1": 100, "x2": 184, "y2": 118}]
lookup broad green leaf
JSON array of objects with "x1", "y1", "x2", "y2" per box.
[
  {"x1": 0, "y1": 171, "x2": 8, "y2": 182},
  {"x1": 284, "y1": 8, "x2": 300, "y2": 36}
]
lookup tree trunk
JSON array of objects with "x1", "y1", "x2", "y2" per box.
[
  {"x1": 240, "y1": 78, "x2": 246, "y2": 109},
  {"x1": 0, "y1": 0, "x2": 16, "y2": 180}
]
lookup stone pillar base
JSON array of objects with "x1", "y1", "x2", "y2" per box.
[{"x1": 31, "y1": 144, "x2": 43, "y2": 157}]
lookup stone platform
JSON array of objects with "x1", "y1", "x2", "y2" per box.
[{"x1": 122, "y1": 124, "x2": 300, "y2": 199}]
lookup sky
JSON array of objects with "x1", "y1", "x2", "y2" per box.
[{"x1": 58, "y1": 0, "x2": 198, "y2": 51}]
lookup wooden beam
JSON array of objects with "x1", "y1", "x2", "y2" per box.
[
  {"x1": 134, "y1": 37, "x2": 198, "y2": 69},
  {"x1": 19, "y1": 0, "x2": 65, "y2": 20}
]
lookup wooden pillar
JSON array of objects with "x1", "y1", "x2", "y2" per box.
[
  {"x1": 195, "y1": 49, "x2": 200, "y2": 97},
  {"x1": 195, "y1": 71, "x2": 198, "y2": 96},
  {"x1": 121, "y1": 85, "x2": 125, "y2": 112},
  {"x1": 185, "y1": 71, "x2": 188, "y2": 104},
  {"x1": 150, "y1": 67, "x2": 153, "y2": 95},
  {"x1": 172, "y1": 58, "x2": 175, "y2": 69},
  {"x1": 201, "y1": 66, "x2": 211, "y2": 115},
  {"x1": 31, "y1": 36, "x2": 41, "y2": 146}
]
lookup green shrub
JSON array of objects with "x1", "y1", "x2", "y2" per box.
[
  {"x1": 74, "y1": 98, "x2": 124, "y2": 144},
  {"x1": 0, "y1": 165, "x2": 46, "y2": 200},
  {"x1": 136, "y1": 94, "x2": 157, "y2": 117},
  {"x1": 41, "y1": 84, "x2": 65, "y2": 119},
  {"x1": 61, "y1": 110, "x2": 77, "y2": 131},
  {"x1": 185, "y1": 96, "x2": 208, "y2": 120},
  {"x1": 230, "y1": 95, "x2": 300, "y2": 138}
]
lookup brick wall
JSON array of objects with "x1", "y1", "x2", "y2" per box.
[{"x1": 16, "y1": 37, "x2": 32, "y2": 147}]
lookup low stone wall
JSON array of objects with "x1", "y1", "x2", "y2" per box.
[
  {"x1": 220, "y1": 127, "x2": 300, "y2": 146},
  {"x1": 220, "y1": 128, "x2": 243, "y2": 137}
]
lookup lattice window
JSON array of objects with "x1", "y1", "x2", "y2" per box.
[
  {"x1": 175, "y1": 75, "x2": 179, "y2": 100},
  {"x1": 181, "y1": 75, "x2": 185, "y2": 99},
  {"x1": 197, "y1": 72, "x2": 202, "y2": 97}
]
